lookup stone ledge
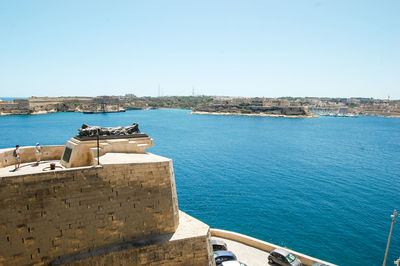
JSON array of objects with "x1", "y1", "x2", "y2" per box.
[
  {"x1": 52, "y1": 211, "x2": 213, "y2": 266},
  {"x1": 99, "y1": 153, "x2": 171, "y2": 165}
]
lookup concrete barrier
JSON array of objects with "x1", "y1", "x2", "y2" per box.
[
  {"x1": 0, "y1": 145, "x2": 65, "y2": 168},
  {"x1": 210, "y1": 228, "x2": 337, "y2": 266}
]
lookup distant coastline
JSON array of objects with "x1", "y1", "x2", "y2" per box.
[{"x1": 1, "y1": 95, "x2": 399, "y2": 118}]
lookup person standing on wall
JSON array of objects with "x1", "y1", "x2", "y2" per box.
[
  {"x1": 14, "y1": 145, "x2": 21, "y2": 170},
  {"x1": 35, "y1": 143, "x2": 41, "y2": 166}
]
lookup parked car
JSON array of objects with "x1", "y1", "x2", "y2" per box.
[
  {"x1": 221, "y1": 260, "x2": 248, "y2": 266},
  {"x1": 214, "y1": 250, "x2": 237, "y2": 265},
  {"x1": 268, "y1": 248, "x2": 302, "y2": 266},
  {"x1": 212, "y1": 238, "x2": 228, "y2": 251}
]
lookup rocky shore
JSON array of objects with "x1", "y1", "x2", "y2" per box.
[
  {"x1": 192, "y1": 104, "x2": 314, "y2": 117},
  {"x1": 191, "y1": 111, "x2": 316, "y2": 118}
]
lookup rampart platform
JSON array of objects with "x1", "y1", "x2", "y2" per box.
[{"x1": 0, "y1": 145, "x2": 214, "y2": 265}]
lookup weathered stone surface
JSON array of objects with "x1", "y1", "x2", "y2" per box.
[
  {"x1": 193, "y1": 104, "x2": 311, "y2": 116},
  {"x1": 0, "y1": 154, "x2": 182, "y2": 265},
  {"x1": 61, "y1": 137, "x2": 154, "y2": 168},
  {"x1": 0, "y1": 145, "x2": 64, "y2": 168},
  {"x1": 0, "y1": 99, "x2": 30, "y2": 115},
  {"x1": 55, "y1": 212, "x2": 214, "y2": 266}
]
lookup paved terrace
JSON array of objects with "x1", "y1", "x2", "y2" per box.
[{"x1": 0, "y1": 160, "x2": 64, "y2": 178}]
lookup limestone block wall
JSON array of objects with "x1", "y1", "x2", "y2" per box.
[
  {"x1": 53, "y1": 211, "x2": 215, "y2": 266},
  {"x1": 0, "y1": 100, "x2": 30, "y2": 114},
  {"x1": 0, "y1": 102, "x2": 18, "y2": 111},
  {"x1": 0, "y1": 159, "x2": 178, "y2": 265},
  {"x1": 28, "y1": 97, "x2": 93, "y2": 107},
  {"x1": 0, "y1": 145, "x2": 65, "y2": 168},
  {"x1": 63, "y1": 233, "x2": 213, "y2": 266}
]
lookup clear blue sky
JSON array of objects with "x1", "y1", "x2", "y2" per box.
[{"x1": 0, "y1": 0, "x2": 399, "y2": 99}]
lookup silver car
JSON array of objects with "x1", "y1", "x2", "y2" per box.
[
  {"x1": 268, "y1": 248, "x2": 302, "y2": 266},
  {"x1": 212, "y1": 238, "x2": 228, "y2": 251}
]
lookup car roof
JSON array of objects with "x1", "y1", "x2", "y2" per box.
[
  {"x1": 212, "y1": 239, "x2": 227, "y2": 245},
  {"x1": 214, "y1": 250, "x2": 235, "y2": 257},
  {"x1": 221, "y1": 261, "x2": 245, "y2": 266},
  {"x1": 272, "y1": 248, "x2": 291, "y2": 257}
]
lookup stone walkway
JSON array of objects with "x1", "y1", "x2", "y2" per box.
[{"x1": 0, "y1": 160, "x2": 64, "y2": 178}]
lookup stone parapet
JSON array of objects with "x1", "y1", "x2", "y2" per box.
[{"x1": 0, "y1": 145, "x2": 65, "y2": 168}]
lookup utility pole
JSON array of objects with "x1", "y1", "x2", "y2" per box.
[
  {"x1": 97, "y1": 128, "x2": 100, "y2": 166},
  {"x1": 383, "y1": 210, "x2": 397, "y2": 266}
]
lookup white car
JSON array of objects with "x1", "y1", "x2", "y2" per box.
[{"x1": 221, "y1": 261, "x2": 248, "y2": 266}]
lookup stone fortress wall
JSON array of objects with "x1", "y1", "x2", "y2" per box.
[
  {"x1": 0, "y1": 97, "x2": 118, "y2": 114},
  {"x1": 28, "y1": 97, "x2": 94, "y2": 106},
  {"x1": 0, "y1": 135, "x2": 214, "y2": 265},
  {"x1": 28, "y1": 97, "x2": 95, "y2": 113},
  {"x1": 0, "y1": 99, "x2": 30, "y2": 114},
  {"x1": 0, "y1": 160, "x2": 180, "y2": 265}
]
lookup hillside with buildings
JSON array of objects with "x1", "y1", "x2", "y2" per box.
[{"x1": 0, "y1": 95, "x2": 399, "y2": 117}]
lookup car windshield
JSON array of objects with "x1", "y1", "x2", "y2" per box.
[
  {"x1": 216, "y1": 256, "x2": 233, "y2": 263},
  {"x1": 214, "y1": 244, "x2": 225, "y2": 250},
  {"x1": 286, "y1": 253, "x2": 296, "y2": 263}
]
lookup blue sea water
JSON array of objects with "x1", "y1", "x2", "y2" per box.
[
  {"x1": 0, "y1": 97, "x2": 27, "y2": 102},
  {"x1": 0, "y1": 109, "x2": 399, "y2": 265}
]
